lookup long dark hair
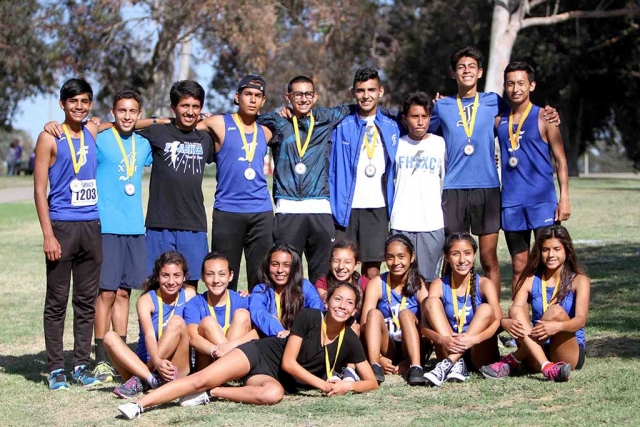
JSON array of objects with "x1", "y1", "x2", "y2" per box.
[
  {"x1": 442, "y1": 232, "x2": 479, "y2": 312},
  {"x1": 255, "y1": 244, "x2": 305, "y2": 330},
  {"x1": 144, "y1": 251, "x2": 189, "y2": 294},
  {"x1": 325, "y1": 240, "x2": 362, "y2": 306},
  {"x1": 385, "y1": 234, "x2": 424, "y2": 297},
  {"x1": 515, "y1": 225, "x2": 584, "y2": 304}
]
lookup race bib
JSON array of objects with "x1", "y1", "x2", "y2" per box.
[{"x1": 71, "y1": 179, "x2": 98, "y2": 206}]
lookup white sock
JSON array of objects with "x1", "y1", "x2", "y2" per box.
[{"x1": 146, "y1": 374, "x2": 158, "y2": 388}]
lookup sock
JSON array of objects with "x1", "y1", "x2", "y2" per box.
[
  {"x1": 512, "y1": 354, "x2": 522, "y2": 364},
  {"x1": 541, "y1": 361, "x2": 552, "y2": 372},
  {"x1": 147, "y1": 373, "x2": 159, "y2": 389},
  {"x1": 504, "y1": 353, "x2": 521, "y2": 367},
  {"x1": 410, "y1": 365, "x2": 422, "y2": 369},
  {"x1": 95, "y1": 338, "x2": 107, "y2": 364}
]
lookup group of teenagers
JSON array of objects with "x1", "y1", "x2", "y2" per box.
[{"x1": 32, "y1": 44, "x2": 590, "y2": 420}]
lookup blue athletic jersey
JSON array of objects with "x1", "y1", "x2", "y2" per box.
[
  {"x1": 375, "y1": 272, "x2": 419, "y2": 338},
  {"x1": 440, "y1": 275, "x2": 484, "y2": 333},
  {"x1": 497, "y1": 104, "x2": 557, "y2": 208},
  {"x1": 213, "y1": 114, "x2": 272, "y2": 213},
  {"x1": 249, "y1": 279, "x2": 326, "y2": 337},
  {"x1": 136, "y1": 288, "x2": 188, "y2": 362},
  {"x1": 183, "y1": 289, "x2": 249, "y2": 327},
  {"x1": 429, "y1": 92, "x2": 508, "y2": 190},
  {"x1": 96, "y1": 129, "x2": 152, "y2": 234},
  {"x1": 529, "y1": 274, "x2": 585, "y2": 347},
  {"x1": 48, "y1": 125, "x2": 99, "y2": 221}
]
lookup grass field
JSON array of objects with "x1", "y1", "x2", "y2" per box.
[{"x1": 0, "y1": 177, "x2": 639, "y2": 426}]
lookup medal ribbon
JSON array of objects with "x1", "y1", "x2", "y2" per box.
[
  {"x1": 386, "y1": 284, "x2": 406, "y2": 329},
  {"x1": 231, "y1": 113, "x2": 257, "y2": 163},
  {"x1": 451, "y1": 275, "x2": 471, "y2": 333},
  {"x1": 508, "y1": 102, "x2": 533, "y2": 151},
  {"x1": 275, "y1": 291, "x2": 282, "y2": 321},
  {"x1": 456, "y1": 94, "x2": 479, "y2": 143},
  {"x1": 541, "y1": 270, "x2": 561, "y2": 313},
  {"x1": 292, "y1": 113, "x2": 316, "y2": 160},
  {"x1": 322, "y1": 315, "x2": 345, "y2": 379},
  {"x1": 62, "y1": 124, "x2": 85, "y2": 175},
  {"x1": 111, "y1": 127, "x2": 136, "y2": 179},
  {"x1": 157, "y1": 291, "x2": 178, "y2": 339},
  {"x1": 207, "y1": 290, "x2": 232, "y2": 334},
  {"x1": 363, "y1": 125, "x2": 379, "y2": 160}
]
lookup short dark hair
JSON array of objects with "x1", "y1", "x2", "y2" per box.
[
  {"x1": 450, "y1": 46, "x2": 484, "y2": 70},
  {"x1": 287, "y1": 76, "x2": 314, "y2": 93},
  {"x1": 402, "y1": 91, "x2": 433, "y2": 116},
  {"x1": 352, "y1": 67, "x2": 380, "y2": 89},
  {"x1": 59, "y1": 78, "x2": 93, "y2": 102},
  {"x1": 503, "y1": 62, "x2": 536, "y2": 85},
  {"x1": 169, "y1": 80, "x2": 205, "y2": 107},
  {"x1": 112, "y1": 88, "x2": 142, "y2": 110}
]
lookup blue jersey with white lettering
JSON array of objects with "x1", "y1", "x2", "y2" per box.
[
  {"x1": 136, "y1": 288, "x2": 187, "y2": 362},
  {"x1": 376, "y1": 273, "x2": 419, "y2": 339},
  {"x1": 497, "y1": 104, "x2": 557, "y2": 207},
  {"x1": 441, "y1": 275, "x2": 484, "y2": 333}
]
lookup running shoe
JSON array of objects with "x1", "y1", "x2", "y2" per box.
[
  {"x1": 118, "y1": 402, "x2": 143, "y2": 420},
  {"x1": 371, "y1": 363, "x2": 385, "y2": 384},
  {"x1": 72, "y1": 365, "x2": 102, "y2": 387},
  {"x1": 48, "y1": 368, "x2": 69, "y2": 390},
  {"x1": 179, "y1": 391, "x2": 211, "y2": 407},
  {"x1": 543, "y1": 361, "x2": 571, "y2": 382},
  {"x1": 424, "y1": 358, "x2": 454, "y2": 387},
  {"x1": 406, "y1": 366, "x2": 427, "y2": 386},
  {"x1": 92, "y1": 361, "x2": 117, "y2": 383},
  {"x1": 480, "y1": 354, "x2": 519, "y2": 379},
  {"x1": 113, "y1": 376, "x2": 143, "y2": 399},
  {"x1": 341, "y1": 367, "x2": 360, "y2": 382},
  {"x1": 447, "y1": 359, "x2": 469, "y2": 382}
]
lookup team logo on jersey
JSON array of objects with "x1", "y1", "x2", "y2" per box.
[
  {"x1": 75, "y1": 145, "x2": 89, "y2": 167},
  {"x1": 392, "y1": 133, "x2": 397, "y2": 146},
  {"x1": 227, "y1": 126, "x2": 237, "y2": 131},
  {"x1": 163, "y1": 140, "x2": 204, "y2": 174},
  {"x1": 117, "y1": 153, "x2": 138, "y2": 181},
  {"x1": 411, "y1": 150, "x2": 424, "y2": 176},
  {"x1": 456, "y1": 103, "x2": 476, "y2": 128}
]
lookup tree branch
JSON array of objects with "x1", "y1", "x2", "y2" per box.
[{"x1": 522, "y1": 7, "x2": 640, "y2": 29}]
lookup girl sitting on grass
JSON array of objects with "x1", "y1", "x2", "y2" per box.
[
  {"x1": 105, "y1": 251, "x2": 195, "y2": 398},
  {"x1": 480, "y1": 225, "x2": 589, "y2": 382},
  {"x1": 117, "y1": 281, "x2": 378, "y2": 419},
  {"x1": 361, "y1": 234, "x2": 429, "y2": 386},
  {"x1": 314, "y1": 240, "x2": 369, "y2": 303},
  {"x1": 422, "y1": 232, "x2": 501, "y2": 386},
  {"x1": 249, "y1": 244, "x2": 325, "y2": 338}
]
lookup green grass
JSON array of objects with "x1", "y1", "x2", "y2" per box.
[{"x1": 0, "y1": 177, "x2": 639, "y2": 426}]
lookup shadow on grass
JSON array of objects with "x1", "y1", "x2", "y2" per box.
[
  {"x1": 0, "y1": 350, "x2": 57, "y2": 384},
  {"x1": 586, "y1": 336, "x2": 640, "y2": 359}
]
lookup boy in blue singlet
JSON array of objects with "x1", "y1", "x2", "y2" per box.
[
  {"x1": 496, "y1": 62, "x2": 570, "y2": 295},
  {"x1": 34, "y1": 78, "x2": 103, "y2": 389}
]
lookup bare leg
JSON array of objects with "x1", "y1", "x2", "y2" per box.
[
  {"x1": 466, "y1": 304, "x2": 499, "y2": 369},
  {"x1": 362, "y1": 262, "x2": 381, "y2": 280},
  {"x1": 545, "y1": 307, "x2": 581, "y2": 368},
  {"x1": 509, "y1": 305, "x2": 550, "y2": 371},
  {"x1": 510, "y1": 251, "x2": 529, "y2": 297},
  {"x1": 424, "y1": 297, "x2": 455, "y2": 361},
  {"x1": 94, "y1": 290, "x2": 116, "y2": 341},
  {"x1": 158, "y1": 316, "x2": 190, "y2": 378},
  {"x1": 211, "y1": 374, "x2": 284, "y2": 405},
  {"x1": 104, "y1": 331, "x2": 151, "y2": 382},
  {"x1": 479, "y1": 233, "x2": 501, "y2": 297},
  {"x1": 399, "y1": 309, "x2": 422, "y2": 366},
  {"x1": 226, "y1": 308, "x2": 252, "y2": 340},
  {"x1": 364, "y1": 309, "x2": 395, "y2": 368},
  {"x1": 111, "y1": 288, "x2": 131, "y2": 337}
]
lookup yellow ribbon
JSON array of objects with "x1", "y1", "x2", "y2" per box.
[
  {"x1": 231, "y1": 113, "x2": 257, "y2": 163},
  {"x1": 322, "y1": 315, "x2": 345, "y2": 379},
  {"x1": 508, "y1": 102, "x2": 533, "y2": 151},
  {"x1": 456, "y1": 94, "x2": 479, "y2": 143},
  {"x1": 62, "y1": 124, "x2": 85, "y2": 175},
  {"x1": 157, "y1": 291, "x2": 178, "y2": 339},
  {"x1": 451, "y1": 275, "x2": 471, "y2": 334},
  {"x1": 292, "y1": 113, "x2": 316, "y2": 160},
  {"x1": 207, "y1": 290, "x2": 232, "y2": 335},
  {"x1": 541, "y1": 270, "x2": 561, "y2": 313},
  {"x1": 111, "y1": 127, "x2": 136, "y2": 179},
  {"x1": 386, "y1": 284, "x2": 406, "y2": 329},
  {"x1": 275, "y1": 291, "x2": 282, "y2": 321},
  {"x1": 363, "y1": 125, "x2": 379, "y2": 160}
]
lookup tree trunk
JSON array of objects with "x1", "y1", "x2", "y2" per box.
[{"x1": 485, "y1": 3, "x2": 520, "y2": 95}]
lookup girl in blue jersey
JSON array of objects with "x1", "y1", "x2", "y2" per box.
[
  {"x1": 249, "y1": 244, "x2": 325, "y2": 338},
  {"x1": 480, "y1": 225, "x2": 589, "y2": 382},
  {"x1": 422, "y1": 232, "x2": 501, "y2": 387},
  {"x1": 361, "y1": 234, "x2": 429, "y2": 385},
  {"x1": 184, "y1": 252, "x2": 257, "y2": 371},
  {"x1": 105, "y1": 251, "x2": 195, "y2": 398}
]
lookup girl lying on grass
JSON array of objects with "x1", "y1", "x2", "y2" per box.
[
  {"x1": 480, "y1": 225, "x2": 589, "y2": 382},
  {"x1": 117, "y1": 281, "x2": 378, "y2": 419}
]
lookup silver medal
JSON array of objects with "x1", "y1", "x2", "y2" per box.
[
  {"x1": 124, "y1": 182, "x2": 136, "y2": 196},
  {"x1": 244, "y1": 167, "x2": 256, "y2": 180},
  {"x1": 69, "y1": 178, "x2": 81, "y2": 192},
  {"x1": 364, "y1": 164, "x2": 377, "y2": 178},
  {"x1": 295, "y1": 162, "x2": 307, "y2": 175},
  {"x1": 464, "y1": 144, "x2": 475, "y2": 156},
  {"x1": 508, "y1": 156, "x2": 519, "y2": 168}
]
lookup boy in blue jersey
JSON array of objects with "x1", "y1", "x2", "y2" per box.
[
  {"x1": 197, "y1": 75, "x2": 274, "y2": 291},
  {"x1": 497, "y1": 62, "x2": 570, "y2": 294},
  {"x1": 34, "y1": 78, "x2": 103, "y2": 389},
  {"x1": 429, "y1": 46, "x2": 559, "y2": 295},
  {"x1": 330, "y1": 68, "x2": 399, "y2": 279}
]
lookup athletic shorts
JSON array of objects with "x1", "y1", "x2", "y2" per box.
[
  {"x1": 442, "y1": 188, "x2": 501, "y2": 235},
  {"x1": 145, "y1": 228, "x2": 208, "y2": 282},
  {"x1": 336, "y1": 207, "x2": 389, "y2": 263},
  {"x1": 391, "y1": 229, "x2": 445, "y2": 282},
  {"x1": 544, "y1": 343, "x2": 586, "y2": 370},
  {"x1": 501, "y1": 202, "x2": 557, "y2": 232},
  {"x1": 238, "y1": 338, "x2": 297, "y2": 392},
  {"x1": 504, "y1": 225, "x2": 556, "y2": 256},
  {"x1": 99, "y1": 234, "x2": 147, "y2": 291}
]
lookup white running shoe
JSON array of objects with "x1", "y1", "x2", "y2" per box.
[
  {"x1": 118, "y1": 402, "x2": 143, "y2": 420},
  {"x1": 179, "y1": 391, "x2": 211, "y2": 407}
]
